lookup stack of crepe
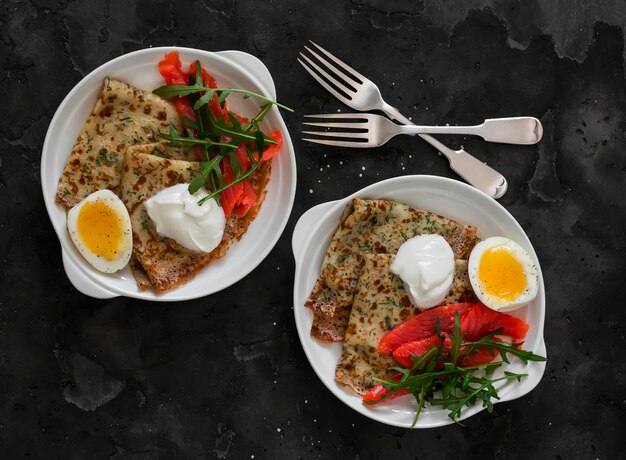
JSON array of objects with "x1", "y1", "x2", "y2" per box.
[
  {"x1": 304, "y1": 198, "x2": 479, "y2": 394},
  {"x1": 56, "y1": 78, "x2": 270, "y2": 291}
]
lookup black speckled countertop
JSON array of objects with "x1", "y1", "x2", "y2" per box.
[{"x1": 1, "y1": 1, "x2": 625, "y2": 458}]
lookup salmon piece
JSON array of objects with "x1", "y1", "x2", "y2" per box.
[
  {"x1": 489, "y1": 314, "x2": 529, "y2": 342},
  {"x1": 159, "y1": 51, "x2": 188, "y2": 85},
  {"x1": 362, "y1": 374, "x2": 408, "y2": 404},
  {"x1": 362, "y1": 383, "x2": 409, "y2": 404},
  {"x1": 220, "y1": 157, "x2": 243, "y2": 219},
  {"x1": 460, "y1": 302, "x2": 499, "y2": 340},
  {"x1": 392, "y1": 335, "x2": 443, "y2": 368},
  {"x1": 461, "y1": 302, "x2": 529, "y2": 342},
  {"x1": 458, "y1": 337, "x2": 502, "y2": 367},
  {"x1": 233, "y1": 179, "x2": 256, "y2": 218},
  {"x1": 378, "y1": 303, "x2": 474, "y2": 355},
  {"x1": 235, "y1": 144, "x2": 252, "y2": 171}
]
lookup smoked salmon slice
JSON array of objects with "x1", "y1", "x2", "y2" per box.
[
  {"x1": 362, "y1": 374, "x2": 409, "y2": 404},
  {"x1": 460, "y1": 302, "x2": 499, "y2": 340},
  {"x1": 461, "y1": 302, "x2": 529, "y2": 342},
  {"x1": 233, "y1": 179, "x2": 256, "y2": 218},
  {"x1": 392, "y1": 335, "x2": 443, "y2": 368},
  {"x1": 362, "y1": 384, "x2": 410, "y2": 404},
  {"x1": 378, "y1": 303, "x2": 474, "y2": 355},
  {"x1": 458, "y1": 337, "x2": 502, "y2": 367},
  {"x1": 489, "y1": 314, "x2": 529, "y2": 342},
  {"x1": 219, "y1": 157, "x2": 243, "y2": 219}
]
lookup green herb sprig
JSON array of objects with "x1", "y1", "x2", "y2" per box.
[
  {"x1": 368, "y1": 314, "x2": 546, "y2": 427},
  {"x1": 152, "y1": 61, "x2": 293, "y2": 205}
]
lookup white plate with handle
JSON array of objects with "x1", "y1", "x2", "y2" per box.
[
  {"x1": 292, "y1": 175, "x2": 546, "y2": 428},
  {"x1": 42, "y1": 47, "x2": 296, "y2": 300}
]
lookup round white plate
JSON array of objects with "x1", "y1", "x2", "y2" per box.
[
  {"x1": 292, "y1": 175, "x2": 546, "y2": 428},
  {"x1": 42, "y1": 47, "x2": 296, "y2": 300}
]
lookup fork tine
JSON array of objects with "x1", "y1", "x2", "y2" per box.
[
  {"x1": 298, "y1": 55, "x2": 354, "y2": 102},
  {"x1": 303, "y1": 45, "x2": 361, "y2": 89},
  {"x1": 309, "y1": 41, "x2": 368, "y2": 84},
  {"x1": 304, "y1": 113, "x2": 371, "y2": 120},
  {"x1": 302, "y1": 138, "x2": 371, "y2": 148},
  {"x1": 302, "y1": 121, "x2": 367, "y2": 129},
  {"x1": 302, "y1": 130, "x2": 369, "y2": 140}
]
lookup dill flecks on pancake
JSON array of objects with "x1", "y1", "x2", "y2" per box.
[
  {"x1": 56, "y1": 78, "x2": 185, "y2": 208},
  {"x1": 305, "y1": 198, "x2": 479, "y2": 343}
]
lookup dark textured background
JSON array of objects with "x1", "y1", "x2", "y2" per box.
[{"x1": 1, "y1": 0, "x2": 626, "y2": 458}]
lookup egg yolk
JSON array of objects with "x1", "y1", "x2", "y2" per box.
[
  {"x1": 77, "y1": 201, "x2": 122, "y2": 260},
  {"x1": 478, "y1": 246, "x2": 527, "y2": 301}
]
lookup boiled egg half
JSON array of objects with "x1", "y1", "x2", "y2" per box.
[
  {"x1": 67, "y1": 189, "x2": 132, "y2": 273},
  {"x1": 468, "y1": 236, "x2": 538, "y2": 312}
]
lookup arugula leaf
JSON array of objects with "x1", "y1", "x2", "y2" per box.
[
  {"x1": 188, "y1": 153, "x2": 225, "y2": 195},
  {"x1": 197, "y1": 156, "x2": 262, "y2": 206},
  {"x1": 153, "y1": 83, "x2": 293, "y2": 112},
  {"x1": 159, "y1": 124, "x2": 236, "y2": 150}
]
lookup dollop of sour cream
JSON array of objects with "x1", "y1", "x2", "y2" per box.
[
  {"x1": 145, "y1": 183, "x2": 225, "y2": 253},
  {"x1": 390, "y1": 234, "x2": 455, "y2": 310}
]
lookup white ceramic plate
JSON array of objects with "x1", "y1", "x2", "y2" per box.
[
  {"x1": 41, "y1": 47, "x2": 296, "y2": 300},
  {"x1": 292, "y1": 175, "x2": 546, "y2": 428}
]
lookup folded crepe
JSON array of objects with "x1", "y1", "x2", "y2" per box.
[
  {"x1": 306, "y1": 198, "x2": 479, "y2": 342},
  {"x1": 120, "y1": 147, "x2": 271, "y2": 291},
  {"x1": 56, "y1": 78, "x2": 187, "y2": 207},
  {"x1": 335, "y1": 254, "x2": 476, "y2": 395}
]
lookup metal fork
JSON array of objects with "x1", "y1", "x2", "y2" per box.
[
  {"x1": 298, "y1": 42, "x2": 509, "y2": 199},
  {"x1": 303, "y1": 113, "x2": 543, "y2": 148}
]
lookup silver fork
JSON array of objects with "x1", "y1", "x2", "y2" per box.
[
  {"x1": 303, "y1": 113, "x2": 543, "y2": 148},
  {"x1": 298, "y1": 42, "x2": 509, "y2": 199}
]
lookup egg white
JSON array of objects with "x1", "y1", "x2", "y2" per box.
[
  {"x1": 66, "y1": 189, "x2": 132, "y2": 273},
  {"x1": 468, "y1": 236, "x2": 538, "y2": 312}
]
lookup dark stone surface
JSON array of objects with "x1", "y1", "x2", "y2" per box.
[{"x1": 1, "y1": 0, "x2": 625, "y2": 458}]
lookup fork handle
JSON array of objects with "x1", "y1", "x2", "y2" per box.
[
  {"x1": 398, "y1": 117, "x2": 543, "y2": 145},
  {"x1": 381, "y1": 103, "x2": 508, "y2": 199}
]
